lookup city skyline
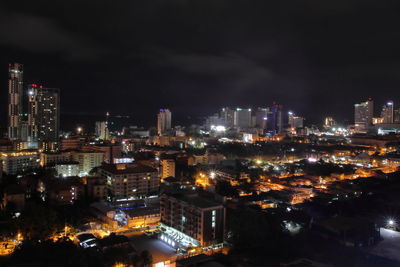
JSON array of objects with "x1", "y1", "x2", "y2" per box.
[{"x1": 1, "y1": 1, "x2": 400, "y2": 128}]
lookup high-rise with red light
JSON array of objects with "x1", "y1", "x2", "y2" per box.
[{"x1": 7, "y1": 63, "x2": 24, "y2": 140}]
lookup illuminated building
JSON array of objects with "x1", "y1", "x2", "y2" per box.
[
  {"x1": 394, "y1": 108, "x2": 400, "y2": 123},
  {"x1": 324, "y1": 117, "x2": 336, "y2": 127},
  {"x1": 255, "y1": 107, "x2": 269, "y2": 129},
  {"x1": 354, "y1": 99, "x2": 373, "y2": 132},
  {"x1": 27, "y1": 85, "x2": 60, "y2": 144},
  {"x1": 55, "y1": 162, "x2": 80, "y2": 178},
  {"x1": 381, "y1": 101, "x2": 394, "y2": 123},
  {"x1": 161, "y1": 159, "x2": 175, "y2": 179},
  {"x1": 0, "y1": 151, "x2": 39, "y2": 175},
  {"x1": 160, "y1": 192, "x2": 225, "y2": 247},
  {"x1": 86, "y1": 144, "x2": 122, "y2": 164},
  {"x1": 8, "y1": 63, "x2": 24, "y2": 140},
  {"x1": 288, "y1": 112, "x2": 304, "y2": 129},
  {"x1": 267, "y1": 103, "x2": 283, "y2": 134},
  {"x1": 220, "y1": 107, "x2": 235, "y2": 128},
  {"x1": 95, "y1": 121, "x2": 109, "y2": 140},
  {"x1": 205, "y1": 113, "x2": 224, "y2": 130},
  {"x1": 157, "y1": 108, "x2": 172, "y2": 135},
  {"x1": 99, "y1": 163, "x2": 160, "y2": 200},
  {"x1": 234, "y1": 108, "x2": 252, "y2": 128},
  {"x1": 72, "y1": 151, "x2": 103, "y2": 176},
  {"x1": 40, "y1": 151, "x2": 72, "y2": 166},
  {"x1": 372, "y1": 117, "x2": 384, "y2": 125}
]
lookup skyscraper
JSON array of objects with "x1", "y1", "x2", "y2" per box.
[
  {"x1": 267, "y1": 103, "x2": 283, "y2": 134},
  {"x1": 381, "y1": 101, "x2": 394, "y2": 124},
  {"x1": 234, "y1": 108, "x2": 252, "y2": 128},
  {"x1": 220, "y1": 107, "x2": 235, "y2": 128},
  {"x1": 255, "y1": 107, "x2": 269, "y2": 129},
  {"x1": 8, "y1": 63, "x2": 24, "y2": 140},
  {"x1": 354, "y1": 99, "x2": 373, "y2": 131},
  {"x1": 95, "y1": 121, "x2": 110, "y2": 140},
  {"x1": 288, "y1": 112, "x2": 304, "y2": 129},
  {"x1": 28, "y1": 84, "x2": 60, "y2": 142},
  {"x1": 157, "y1": 109, "x2": 172, "y2": 135}
]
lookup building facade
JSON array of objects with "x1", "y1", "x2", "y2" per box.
[
  {"x1": 157, "y1": 109, "x2": 172, "y2": 135},
  {"x1": 354, "y1": 99, "x2": 374, "y2": 132},
  {"x1": 381, "y1": 101, "x2": 394, "y2": 124},
  {"x1": 161, "y1": 159, "x2": 175, "y2": 179},
  {"x1": 27, "y1": 85, "x2": 60, "y2": 145},
  {"x1": 99, "y1": 163, "x2": 160, "y2": 200},
  {"x1": 160, "y1": 192, "x2": 225, "y2": 247},
  {"x1": 234, "y1": 108, "x2": 252, "y2": 129},
  {"x1": 8, "y1": 63, "x2": 24, "y2": 140},
  {"x1": 1, "y1": 151, "x2": 39, "y2": 175}
]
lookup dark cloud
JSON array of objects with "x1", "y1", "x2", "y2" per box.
[
  {"x1": 0, "y1": 7, "x2": 105, "y2": 61},
  {"x1": 0, "y1": 0, "x2": 400, "y2": 129}
]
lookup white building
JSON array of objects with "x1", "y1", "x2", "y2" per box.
[
  {"x1": 55, "y1": 162, "x2": 80, "y2": 178},
  {"x1": 1, "y1": 151, "x2": 39, "y2": 175}
]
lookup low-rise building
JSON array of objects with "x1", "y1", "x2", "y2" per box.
[
  {"x1": 86, "y1": 176, "x2": 108, "y2": 200},
  {"x1": 161, "y1": 159, "x2": 175, "y2": 179},
  {"x1": 72, "y1": 151, "x2": 103, "y2": 176},
  {"x1": 160, "y1": 192, "x2": 225, "y2": 248},
  {"x1": 98, "y1": 163, "x2": 160, "y2": 200},
  {"x1": 1, "y1": 151, "x2": 39, "y2": 175},
  {"x1": 55, "y1": 162, "x2": 80, "y2": 178},
  {"x1": 40, "y1": 151, "x2": 72, "y2": 167}
]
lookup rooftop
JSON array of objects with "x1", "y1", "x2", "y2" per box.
[
  {"x1": 100, "y1": 163, "x2": 157, "y2": 174},
  {"x1": 167, "y1": 192, "x2": 223, "y2": 209}
]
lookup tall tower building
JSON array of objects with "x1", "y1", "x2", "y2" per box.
[
  {"x1": 267, "y1": 103, "x2": 283, "y2": 135},
  {"x1": 8, "y1": 63, "x2": 24, "y2": 140},
  {"x1": 394, "y1": 109, "x2": 400, "y2": 123},
  {"x1": 28, "y1": 85, "x2": 60, "y2": 142},
  {"x1": 157, "y1": 109, "x2": 172, "y2": 135},
  {"x1": 381, "y1": 101, "x2": 394, "y2": 124},
  {"x1": 354, "y1": 98, "x2": 374, "y2": 131},
  {"x1": 288, "y1": 112, "x2": 304, "y2": 129},
  {"x1": 95, "y1": 121, "x2": 110, "y2": 140},
  {"x1": 234, "y1": 108, "x2": 252, "y2": 128},
  {"x1": 220, "y1": 107, "x2": 235, "y2": 128},
  {"x1": 255, "y1": 107, "x2": 269, "y2": 129}
]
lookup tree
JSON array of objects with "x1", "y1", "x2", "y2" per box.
[
  {"x1": 17, "y1": 202, "x2": 62, "y2": 240},
  {"x1": 141, "y1": 250, "x2": 153, "y2": 266}
]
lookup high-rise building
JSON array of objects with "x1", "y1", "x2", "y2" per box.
[
  {"x1": 234, "y1": 108, "x2": 252, "y2": 128},
  {"x1": 324, "y1": 117, "x2": 336, "y2": 127},
  {"x1": 288, "y1": 112, "x2": 304, "y2": 129},
  {"x1": 267, "y1": 103, "x2": 283, "y2": 134},
  {"x1": 157, "y1": 109, "x2": 172, "y2": 135},
  {"x1": 95, "y1": 121, "x2": 109, "y2": 140},
  {"x1": 27, "y1": 85, "x2": 60, "y2": 143},
  {"x1": 354, "y1": 99, "x2": 373, "y2": 131},
  {"x1": 381, "y1": 101, "x2": 394, "y2": 124},
  {"x1": 394, "y1": 109, "x2": 400, "y2": 123},
  {"x1": 220, "y1": 107, "x2": 235, "y2": 128},
  {"x1": 8, "y1": 63, "x2": 24, "y2": 140},
  {"x1": 255, "y1": 108, "x2": 269, "y2": 129}
]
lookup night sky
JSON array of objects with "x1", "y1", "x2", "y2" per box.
[{"x1": 1, "y1": 0, "x2": 400, "y2": 130}]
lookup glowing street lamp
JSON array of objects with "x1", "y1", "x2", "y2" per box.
[{"x1": 210, "y1": 172, "x2": 216, "y2": 179}]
